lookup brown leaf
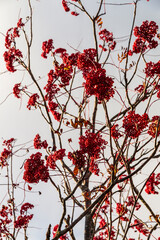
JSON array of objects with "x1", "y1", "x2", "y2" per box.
[
  {"x1": 73, "y1": 166, "x2": 79, "y2": 176},
  {"x1": 71, "y1": 119, "x2": 78, "y2": 128}
]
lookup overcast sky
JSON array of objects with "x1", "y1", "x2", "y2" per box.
[{"x1": 0, "y1": 0, "x2": 159, "y2": 239}]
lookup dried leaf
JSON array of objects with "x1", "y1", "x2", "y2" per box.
[
  {"x1": 73, "y1": 166, "x2": 79, "y2": 176},
  {"x1": 96, "y1": 17, "x2": 103, "y2": 28},
  {"x1": 71, "y1": 119, "x2": 78, "y2": 128},
  {"x1": 82, "y1": 191, "x2": 91, "y2": 200}
]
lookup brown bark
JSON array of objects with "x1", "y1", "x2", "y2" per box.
[{"x1": 82, "y1": 171, "x2": 95, "y2": 240}]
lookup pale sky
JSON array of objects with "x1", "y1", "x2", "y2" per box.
[{"x1": 0, "y1": 0, "x2": 159, "y2": 239}]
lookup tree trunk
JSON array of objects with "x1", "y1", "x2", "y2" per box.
[
  {"x1": 84, "y1": 213, "x2": 95, "y2": 240},
  {"x1": 82, "y1": 171, "x2": 95, "y2": 240}
]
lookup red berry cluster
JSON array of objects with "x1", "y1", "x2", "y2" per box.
[
  {"x1": 0, "y1": 205, "x2": 12, "y2": 219},
  {"x1": 145, "y1": 173, "x2": 160, "y2": 194},
  {"x1": 77, "y1": 48, "x2": 99, "y2": 73},
  {"x1": 126, "y1": 196, "x2": 141, "y2": 211},
  {"x1": 89, "y1": 157, "x2": 100, "y2": 176},
  {"x1": 68, "y1": 131, "x2": 106, "y2": 175},
  {"x1": 0, "y1": 205, "x2": 12, "y2": 239},
  {"x1": 99, "y1": 218, "x2": 106, "y2": 229},
  {"x1": 63, "y1": 52, "x2": 79, "y2": 66},
  {"x1": 20, "y1": 203, "x2": 34, "y2": 215},
  {"x1": 27, "y1": 93, "x2": 40, "y2": 110},
  {"x1": 79, "y1": 131, "x2": 106, "y2": 159},
  {"x1": 84, "y1": 68, "x2": 114, "y2": 101},
  {"x1": 99, "y1": 29, "x2": 116, "y2": 50},
  {"x1": 62, "y1": 0, "x2": 79, "y2": 16},
  {"x1": 45, "y1": 48, "x2": 74, "y2": 88},
  {"x1": 116, "y1": 203, "x2": 128, "y2": 221},
  {"x1": 122, "y1": 111, "x2": 149, "y2": 138},
  {"x1": 148, "y1": 116, "x2": 160, "y2": 137},
  {"x1": 68, "y1": 150, "x2": 85, "y2": 168},
  {"x1": 54, "y1": 63, "x2": 73, "y2": 88},
  {"x1": 134, "y1": 20, "x2": 158, "y2": 43},
  {"x1": 77, "y1": 49, "x2": 115, "y2": 101},
  {"x1": 14, "y1": 215, "x2": 33, "y2": 229},
  {"x1": 52, "y1": 224, "x2": 68, "y2": 239},
  {"x1": 4, "y1": 19, "x2": 24, "y2": 72},
  {"x1": 145, "y1": 60, "x2": 160, "y2": 78},
  {"x1": 0, "y1": 138, "x2": 15, "y2": 168},
  {"x1": 132, "y1": 219, "x2": 149, "y2": 236},
  {"x1": 17, "y1": 18, "x2": 24, "y2": 28},
  {"x1": 132, "y1": 20, "x2": 158, "y2": 54},
  {"x1": 44, "y1": 70, "x2": 60, "y2": 101},
  {"x1": 132, "y1": 38, "x2": 147, "y2": 54},
  {"x1": 78, "y1": 131, "x2": 106, "y2": 175},
  {"x1": 48, "y1": 100, "x2": 61, "y2": 121},
  {"x1": 157, "y1": 89, "x2": 160, "y2": 99},
  {"x1": 4, "y1": 48, "x2": 23, "y2": 72},
  {"x1": 0, "y1": 149, "x2": 12, "y2": 167},
  {"x1": 111, "y1": 124, "x2": 122, "y2": 139},
  {"x1": 62, "y1": 0, "x2": 70, "y2": 12},
  {"x1": 13, "y1": 83, "x2": 27, "y2": 99},
  {"x1": 71, "y1": 11, "x2": 79, "y2": 16},
  {"x1": 54, "y1": 48, "x2": 66, "y2": 54},
  {"x1": 93, "y1": 227, "x2": 116, "y2": 240},
  {"x1": 3, "y1": 138, "x2": 15, "y2": 148},
  {"x1": 41, "y1": 39, "x2": 54, "y2": 59},
  {"x1": 14, "y1": 203, "x2": 34, "y2": 229},
  {"x1": 134, "y1": 84, "x2": 145, "y2": 93},
  {"x1": 13, "y1": 83, "x2": 21, "y2": 98},
  {"x1": 43, "y1": 47, "x2": 115, "y2": 102},
  {"x1": 33, "y1": 134, "x2": 48, "y2": 149},
  {"x1": 23, "y1": 152, "x2": 49, "y2": 183},
  {"x1": 47, "y1": 149, "x2": 65, "y2": 170}
]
